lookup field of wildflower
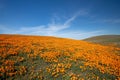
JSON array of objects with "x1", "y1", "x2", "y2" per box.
[{"x1": 0, "y1": 34, "x2": 120, "y2": 80}]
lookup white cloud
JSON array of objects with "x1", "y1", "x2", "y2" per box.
[
  {"x1": 52, "y1": 30, "x2": 104, "y2": 39},
  {"x1": 90, "y1": 18, "x2": 120, "y2": 24},
  {"x1": 0, "y1": 10, "x2": 104, "y2": 39},
  {"x1": 14, "y1": 11, "x2": 82, "y2": 36},
  {"x1": 0, "y1": 25, "x2": 14, "y2": 33},
  {"x1": 103, "y1": 19, "x2": 120, "y2": 24}
]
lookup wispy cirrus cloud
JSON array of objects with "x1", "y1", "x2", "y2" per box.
[
  {"x1": 53, "y1": 30, "x2": 104, "y2": 39},
  {"x1": 90, "y1": 18, "x2": 120, "y2": 24},
  {"x1": 102, "y1": 19, "x2": 120, "y2": 24},
  {"x1": 0, "y1": 10, "x2": 104, "y2": 39}
]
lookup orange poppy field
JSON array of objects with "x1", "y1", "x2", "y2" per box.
[{"x1": 0, "y1": 34, "x2": 120, "y2": 80}]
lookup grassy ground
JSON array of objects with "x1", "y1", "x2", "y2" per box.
[
  {"x1": 0, "y1": 34, "x2": 120, "y2": 80},
  {"x1": 84, "y1": 35, "x2": 120, "y2": 47}
]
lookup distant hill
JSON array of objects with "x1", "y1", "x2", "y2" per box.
[{"x1": 84, "y1": 35, "x2": 120, "y2": 47}]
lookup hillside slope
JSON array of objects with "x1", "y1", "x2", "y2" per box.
[
  {"x1": 0, "y1": 34, "x2": 120, "y2": 80},
  {"x1": 84, "y1": 35, "x2": 120, "y2": 47}
]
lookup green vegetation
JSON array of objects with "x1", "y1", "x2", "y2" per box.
[{"x1": 84, "y1": 35, "x2": 120, "y2": 47}]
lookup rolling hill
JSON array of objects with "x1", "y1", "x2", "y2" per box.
[
  {"x1": 84, "y1": 35, "x2": 120, "y2": 47},
  {"x1": 0, "y1": 34, "x2": 120, "y2": 80}
]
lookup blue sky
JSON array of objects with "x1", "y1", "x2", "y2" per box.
[{"x1": 0, "y1": 0, "x2": 120, "y2": 39}]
